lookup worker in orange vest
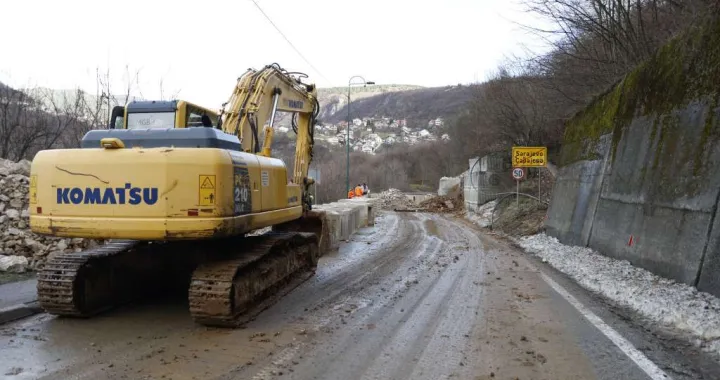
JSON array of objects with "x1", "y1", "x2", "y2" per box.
[
  {"x1": 348, "y1": 188, "x2": 355, "y2": 199},
  {"x1": 354, "y1": 184, "x2": 363, "y2": 197}
]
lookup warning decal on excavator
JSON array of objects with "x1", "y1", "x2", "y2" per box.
[
  {"x1": 29, "y1": 175, "x2": 37, "y2": 204},
  {"x1": 234, "y1": 166, "x2": 252, "y2": 215},
  {"x1": 200, "y1": 176, "x2": 215, "y2": 189},
  {"x1": 198, "y1": 175, "x2": 216, "y2": 206}
]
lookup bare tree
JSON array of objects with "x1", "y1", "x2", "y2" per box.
[
  {"x1": 518, "y1": 0, "x2": 714, "y2": 104},
  {"x1": 0, "y1": 84, "x2": 54, "y2": 160}
]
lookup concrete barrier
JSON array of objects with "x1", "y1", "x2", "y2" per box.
[
  {"x1": 337, "y1": 197, "x2": 378, "y2": 227},
  {"x1": 312, "y1": 197, "x2": 378, "y2": 251}
]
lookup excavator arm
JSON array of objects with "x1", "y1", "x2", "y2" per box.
[{"x1": 218, "y1": 63, "x2": 320, "y2": 191}]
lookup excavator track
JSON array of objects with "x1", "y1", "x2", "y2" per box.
[
  {"x1": 36, "y1": 231, "x2": 320, "y2": 326},
  {"x1": 189, "y1": 231, "x2": 319, "y2": 327},
  {"x1": 37, "y1": 240, "x2": 144, "y2": 316}
]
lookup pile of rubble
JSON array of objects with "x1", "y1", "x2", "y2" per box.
[
  {"x1": 377, "y1": 188, "x2": 416, "y2": 210},
  {"x1": 419, "y1": 192, "x2": 464, "y2": 214},
  {"x1": 0, "y1": 158, "x2": 102, "y2": 273}
]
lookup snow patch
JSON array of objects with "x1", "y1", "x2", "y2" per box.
[
  {"x1": 464, "y1": 201, "x2": 496, "y2": 228},
  {"x1": 518, "y1": 233, "x2": 720, "y2": 357}
]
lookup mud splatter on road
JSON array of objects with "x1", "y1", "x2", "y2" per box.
[{"x1": 0, "y1": 212, "x2": 717, "y2": 379}]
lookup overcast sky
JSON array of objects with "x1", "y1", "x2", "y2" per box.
[{"x1": 0, "y1": 0, "x2": 553, "y2": 108}]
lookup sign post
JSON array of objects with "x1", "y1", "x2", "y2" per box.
[
  {"x1": 512, "y1": 168, "x2": 525, "y2": 207},
  {"x1": 512, "y1": 146, "x2": 548, "y2": 200}
]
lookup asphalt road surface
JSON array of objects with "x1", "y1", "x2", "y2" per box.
[{"x1": 1, "y1": 212, "x2": 719, "y2": 380}]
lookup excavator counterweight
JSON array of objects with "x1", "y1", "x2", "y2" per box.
[{"x1": 30, "y1": 63, "x2": 327, "y2": 327}]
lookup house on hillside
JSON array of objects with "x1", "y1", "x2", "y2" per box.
[{"x1": 337, "y1": 131, "x2": 353, "y2": 140}]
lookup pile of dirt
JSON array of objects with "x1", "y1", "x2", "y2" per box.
[
  {"x1": 419, "y1": 192, "x2": 464, "y2": 213},
  {"x1": 377, "y1": 188, "x2": 416, "y2": 210},
  {"x1": 0, "y1": 158, "x2": 103, "y2": 272},
  {"x1": 492, "y1": 196, "x2": 547, "y2": 237},
  {"x1": 463, "y1": 168, "x2": 555, "y2": 236}
]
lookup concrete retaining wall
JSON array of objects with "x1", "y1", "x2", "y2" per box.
[
  {"x1": 545, "y1": 16, "x2": 720, "y2": 296},
  {"x1": 438, "y1": 177, "x2": 461, "y2": 196},
  {"x1": 545, "y1": 135, "x2": 610, "y2": 247},
  {"x1": 464, "y1": 154, "x2": 511, "y2": 212}
]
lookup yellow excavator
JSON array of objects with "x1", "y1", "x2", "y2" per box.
[{"x1": 28, "y1": 63, "x2": 326, "y2": 327}]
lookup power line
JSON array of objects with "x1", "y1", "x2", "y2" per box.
[{"x1": 250, "y1": 0, "x2": 331, "y2": 85}]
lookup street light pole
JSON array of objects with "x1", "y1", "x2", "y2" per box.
[{"x1": 346, "y1": 76, "x2": 375, "y2": 195}]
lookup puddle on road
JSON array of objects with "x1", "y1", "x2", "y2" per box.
[
  {"x1": 0, "y1": 296, "x2": 323, "y2": 380},
  {"x1": 424, "y1": 219, "x2": 441, "y2": 238},
  {"x1": 354, "y1": 227, "x2": 376, "y2": 236}
]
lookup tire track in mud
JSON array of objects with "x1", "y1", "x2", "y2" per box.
[
  {"x1": 217, "y1": 212, "x2": 444, "y2": 380},
  {"x1": 244, "y1": 213, "x2": 485, "y2": 380},
  {"x1": 0, "y1": 213, "x2": 424, "y2": 380},
  {"x1": 254, "y1": 212, "x2": 429, "y2": 327}
]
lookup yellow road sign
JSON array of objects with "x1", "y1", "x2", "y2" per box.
[
  {"x1": 512, "y1": 146, "x2": 547, "y2": 167},
  {"x1": 199, "y1": 175, "x2": 216, "y2": 206}
]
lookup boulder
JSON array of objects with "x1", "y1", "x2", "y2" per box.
[
  {"x1": 5, "y1": 209, "x2": 19, "y2": 220},
  {"x1": 8, "y1": 160, "x2": 31, "y2": 176},
  {"x1": 0, "y1": 255, "x2": 29, "y2": 273}
]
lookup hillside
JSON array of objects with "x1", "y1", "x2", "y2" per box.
[
  {"x1": 315, "y1": 84, "x2": 423, "y2": 121},
  {"x1": 31, "y1": 82, "x2": 472, "y2": 157},
  {"x1": 273, "y1": 84, "x2": 422, "y2": 128},
  {"x1": 324, "y1": 85, "x2": 476, "y2": 128},
  {"x1": 37, "y1": 82, "x2": 472, "y2": 134}
]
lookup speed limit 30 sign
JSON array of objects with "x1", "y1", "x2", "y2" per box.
[{"x1": 512, "y1": 168, "x2": 525, "y2": 180}]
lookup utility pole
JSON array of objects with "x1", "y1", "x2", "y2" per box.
[{"x1": 346, "y1": 76, "x2": 375, "y2": 194}]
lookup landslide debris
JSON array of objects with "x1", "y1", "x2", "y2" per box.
[
  {"x1": 377, "y1": 188, "x2": 416, "y2": 210},
  {"x1": 419, "y1": 191, "x2": 464, "y2": 214},
  {"x1": 0, "y1": 158, "x2": 103, "y2": 272}
]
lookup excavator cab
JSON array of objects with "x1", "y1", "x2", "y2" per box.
[{"x1": 109, "y1": 100, "x2": 219, "y2": 130}]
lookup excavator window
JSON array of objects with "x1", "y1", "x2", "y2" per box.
[
  {"x1": 185, "y1": 104, "x2": 218, "y2": 128},
  {"x1": 187, "y1": 110, "x2": 212, "y2": 127},
  {"x1": 126, "y1": 111, "x2": 176, "y2": 129},
  {"x1": 109, "y1": 106, "x2": 125, "y2": 129},
  {"x1": 201, "y1": 114, "x2": 212, "y2": 127}
]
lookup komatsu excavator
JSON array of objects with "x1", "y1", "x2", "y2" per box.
[{"x1": 28, "y1": 63, "x2": 326, "y2": 327}]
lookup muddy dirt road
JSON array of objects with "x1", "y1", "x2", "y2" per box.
[{"x1": 1, "y1": 212, "x2": 719, "y2": 380}]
